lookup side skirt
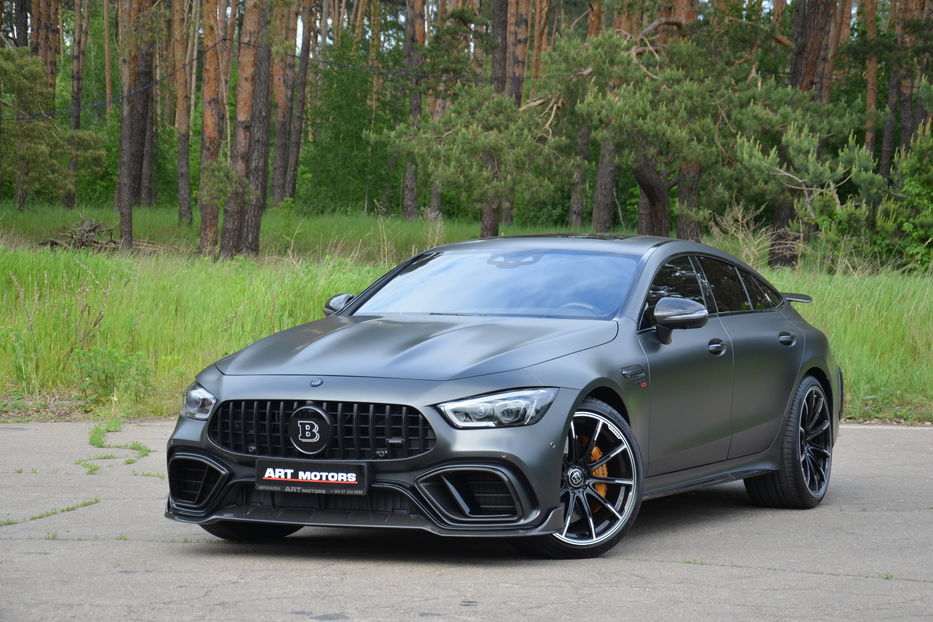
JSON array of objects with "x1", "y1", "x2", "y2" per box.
[{"x1": 642, "y1": 452, "x2": 779, "y2": 501}]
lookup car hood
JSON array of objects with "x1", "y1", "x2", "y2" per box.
[{"x1": 216, "y1": 315, "x2": 618, "y2": 381}]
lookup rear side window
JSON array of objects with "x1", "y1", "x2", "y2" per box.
[
  {"x1": 698, "y1": 257, "x2": 752, "y2": 313},
  {"x1": 741, "y1": 270, "x2": 782, "y2": 310},
  {"x1": 641, "y1": 256, "x2": 705, "y2": 328}
]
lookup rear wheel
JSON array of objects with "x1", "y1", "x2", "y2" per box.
[
  {"x1": 200, "y1": 521, "x2": 301, "y2": 541},
  {"x1": 512, "y1": 399, "x2": 643, "y2": 559},
  {"x1": 745, "y1": 376, "x2": 833, "y2": 508}
]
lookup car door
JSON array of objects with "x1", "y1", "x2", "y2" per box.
[
  {"x1": 695, "y1": 257, "x2": 804, "y2": 459},
  {"x1": 637, "y1": 255, "x2": 735, "y2": 476}
]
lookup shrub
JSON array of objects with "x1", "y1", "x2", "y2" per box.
[{"x1": 75, "y1": 345, "x2": 151, "y2": 406}]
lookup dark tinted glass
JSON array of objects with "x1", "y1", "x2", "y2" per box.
[
  {"x1": 642, "y1": 256, "x2": 704, "y2": 328},
  {"x1": 741, "y1": 270, "x2": 782, "y2": 310},
  {"x1": 698, "y1": 257, "x2": 752, "y2": 313},
  {"x1": 355, "y1": 249, "x2": 639, "y2": 318}
]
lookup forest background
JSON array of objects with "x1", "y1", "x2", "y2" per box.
[{"x1": 0, "y1": 0, "x2": 930, "y2": 423}]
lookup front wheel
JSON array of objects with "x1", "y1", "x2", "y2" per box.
[
  {"x1": 512, "y1": 399, "x2": 643, "y2": 558},
  {"x1": 745, "y1": 376, "x2": 833, "y2": 509},
  {"x1": 200, "y1": 521, "x2": 302, "y2": 541}
]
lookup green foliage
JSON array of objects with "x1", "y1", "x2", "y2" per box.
[
  {"x1": 739, "y1": 120, "x2": 932, "y2": 272},
  {"x1": 0, "y1": 213, "x2": 930, "y2": 422},
  {"x1": 875, "y1": 122, "x2": 933, "y2": 271},
  {"x1": 0, "y1": 50, "x2": 104, "y2": 207},
  {"x1": 387, "y1": 85, "x2": 564, "y2": 217},
  {"x1": 296, "y1": 38, "x2": 405, "y2": 213},
  {"x1": 75, "y1": 345, "x2": 152, "y2": 406}
]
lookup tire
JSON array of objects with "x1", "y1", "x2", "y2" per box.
[
  {"x1": 200, "y1": 521, "x2": 302, "y2": 541},
  {"x1": 745, "y1": 376, "x2": 833, "y2": 509},
  {"x1": 512, "y1": 399, "x2": 643, "y2": 559}
]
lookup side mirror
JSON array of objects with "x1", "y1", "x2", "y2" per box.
[
  {"x1": 653, "y1": 297, "x2": 708, "y2": 344},
  {"x1": 323, "y1": 293, "x2": 354, "y2": 316}
]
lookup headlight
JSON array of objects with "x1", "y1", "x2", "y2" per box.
[
  {"x1": 181, "y1": 383, "x2": 217, "y2": 420},
  {"x1": 437, "y1": 388, "x2": 558, "y2": 428}
]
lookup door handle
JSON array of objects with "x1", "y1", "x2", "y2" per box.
[
  {"x1": 708, "y1": 339, "x2": 727, "y2": 356},
  {"x1": 778, "y1": 332, "x2": 797, "y2": 346}
]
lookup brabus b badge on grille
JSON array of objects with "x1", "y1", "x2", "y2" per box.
[{"x1": 289, "y1": 406, "x2": 332, "y2": 455}]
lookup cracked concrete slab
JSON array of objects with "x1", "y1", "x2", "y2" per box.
[{"x1": 0, "y1": 421, "x2": 930, "y2": 621}]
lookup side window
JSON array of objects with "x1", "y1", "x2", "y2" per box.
[
  {"x1": 698, "y1": 257, "x2": 752, "y2": 313},
  {"x1": 741, "y1": 270, "x2": 782, "y2": 310},
  {"x1": 641, "y1": 256, "x2": 705, "y2": 329}
]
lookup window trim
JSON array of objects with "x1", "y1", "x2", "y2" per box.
[{"x1": 695, "y1": 255, "x2": 757, "y2": 317}]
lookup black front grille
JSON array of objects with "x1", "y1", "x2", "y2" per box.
[
  {"x1": 169, "y1": 457, "x2": 224, "y2": 508},
  {"x1": 464, "y1": 472, "x2": 517, "y2": 515},
  {"x1": 209, "y1": 400, "x2": 436, "y2": 460},
  {"x1": 418, "y1": 468, "x2": 520, "y2": 521}
]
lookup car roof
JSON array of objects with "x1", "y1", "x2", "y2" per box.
[{"x1": 427, "y1": 234, "x2": 678, "y2": 256}]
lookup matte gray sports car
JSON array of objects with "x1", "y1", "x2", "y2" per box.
[{"x1": 166, "y1": 235, "x2": 842, "y2": 558}]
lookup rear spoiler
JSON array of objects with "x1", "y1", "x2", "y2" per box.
[{"x1": 782, "y1": 292, "x2": 812, "y2": 303}]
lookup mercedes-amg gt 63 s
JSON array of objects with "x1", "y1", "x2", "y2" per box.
[{"x1": 166, "y1": 235, "x2": 842, "y2": 558}]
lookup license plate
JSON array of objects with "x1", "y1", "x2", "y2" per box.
[{"x1": 255, "y1": 459, "x2": 368, "y2": 496}]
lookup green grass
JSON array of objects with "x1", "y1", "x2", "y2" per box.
[
  {"x1": 0, "y1": 204, "x2": 564, "y2": 264},
  {"x1": 0, "y1": 207, "x2": 930, "y2": 422},
  {"x1": 0, "y1": 498, "x2": 101, "y2": 527},
  {"x1": 763, "y1": 269, "x2": 933, "y2": 422}
]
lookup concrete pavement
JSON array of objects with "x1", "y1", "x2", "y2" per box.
[{"x1": 1, "y1": 420, "x2": 931, "y2": 621}]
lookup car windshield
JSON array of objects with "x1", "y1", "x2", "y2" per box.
[{"x1": 354, "y1": 248, "x2": 639, "y2": 318}]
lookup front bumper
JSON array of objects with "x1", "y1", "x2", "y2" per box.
[{"x1": 165, "y1": 375, "x2": 575, "y2": 538}]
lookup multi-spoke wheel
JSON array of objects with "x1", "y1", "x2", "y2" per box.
[
  {"x1": 201, "y1": 521, "x2": 301, "y2": 541},
  {"x1": 745, "y1": 376, "x2": 833, "y2": 509},
  {"x1": 512, "y1": 399, "x2": 643, "y2": 559}
]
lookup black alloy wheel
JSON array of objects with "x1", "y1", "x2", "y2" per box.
[
  {"x1": 512, "y1": 399, "x2": 643, "y2": 558},
  {"x1": 745, "y1": 376, "x2": 833, "y2": 509}
]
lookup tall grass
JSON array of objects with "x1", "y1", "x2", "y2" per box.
[
  {"x1": 0, "y1": 204, "x2": 568, "y2": 264},
  {"x1": 0, "y1": 247, "x2": 385, "y2": 417},
  {"x1": 1, "y1": 207, "x2": 930, "y2": 422},
  {"x1": 762, "y1": 269, "x2": 932, "y2": 422}
]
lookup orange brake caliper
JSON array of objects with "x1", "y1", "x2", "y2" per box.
[{"x1": 590, "y1": 445, "x2": 608, "y2": 500}]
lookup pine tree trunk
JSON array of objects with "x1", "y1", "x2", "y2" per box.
[
  {"x1": 587, "y1": 0, "x2": 602, "y2": 37},
  {"x1": 14, "y1": 0, "x2": 28, "y2": 47},
  {"x1": 773, "y1": 0, "x2": 786, "y2": 26},
  {"x1": 569, "y1": 123, "x2": 589, "y2": 228},
  {"x1": 530, "y1": 0, "x2": 549, "y2": 86},
  {"x1": 863, "y1": 0, "x2": 878, "y2": 152},
  {"x1": 221, "y1": 0, "x2": 262, "y2": 258},
  {"x1": 243, "y1": 9, "x2": 273, "y2": 255},
  {"x1": 65, "y1": 0, "x2": 89, "y2": 210},
  {"x1": 898, "y1": 77, "x2": 916, "y2": 150},
  {"x1": 140, "y1": 96, "x2": 156, "y2": 206},
  {"x1": 592, "y1": 134, "x2": 616, "y2": 233},
  {"x1": 506, "y1": 0, "x2": 529, "y2": 105},
  {"x1": 402, "y1": 0, "x2": 425, "y2": 219},
  {"x1": 789, "y1": 0, "x2": 837, "y2": 97},
  {"x1": 286, "y1": 1, "x2": 315, "y2": 198},
  {"x1": 173, "y1": 0, "x2": 193, "y2": 225},
  {"x1": 633, "y1": 156, "x2": 670, "y2": 236},
  {"x1": 270, "y1": 3, "x2": 297, "y2": 209},
  {"x1": 676, "y1": 163, "x2": 701, "y2": 241},
  {"x1": 769, "y1": 201, "x2": 798, "y2": 267},
  {"x1": 879, "y1": 70, "x2": 899, "y2": 178},
  {"x1": 481, "y1": 195, "x2": 500, "y2": 237},
  {"x1": 813, "y1": 0, "x2": 846, "y2": 103},
  {"x1": 430, "y1": 179, "x2": 442, "y2": 222},
  {"x1": 491, "y1": 0, "x2": 507, "y2": 93},
  {"x1": 115, "y1": 0, "x2": 155, "y2": 250},
  {"x1": 104, "y1": 0, "x2": 113, "y2": 113},
  {"x1": 199, "y1": 0, "x2": 223, "y2": 254}
]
